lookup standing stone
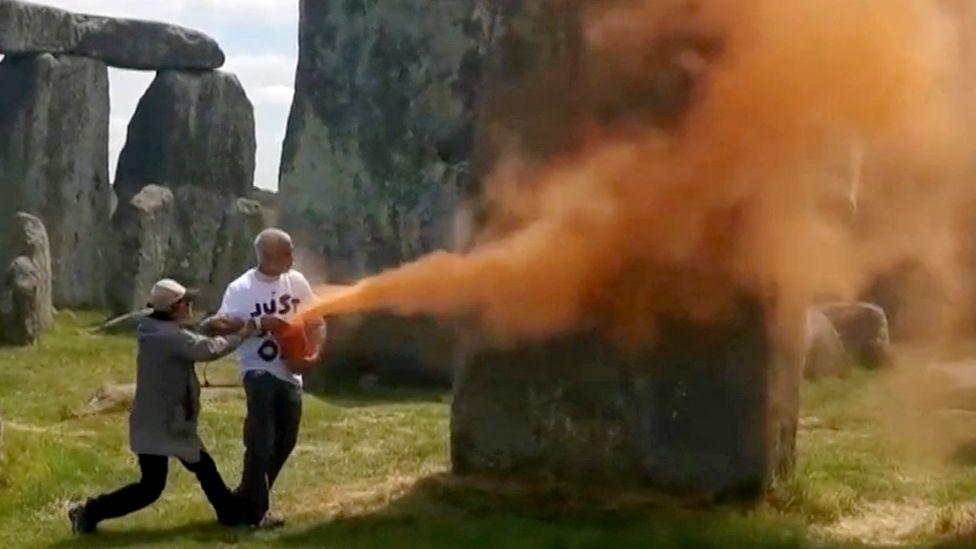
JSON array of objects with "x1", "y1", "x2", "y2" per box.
[
  {"x1": 115, "y1": 70, "x2": 255, "y2": 202},
  {"x1": 5, "y1": 213, "x2": 53, "y2": 329},
  {"x1": 164, "y1": 188, "x2": 267, "y2": 312},
  {"x1": 0, "y1": 0, "x2": 225, "y2": 70},
  {"x1": 279, "y1": 0, "x2": 493, "y2": 387},
  {"x1": 803, "y1": 309, "x2": 850, "y2": 380},
  {"x1": 453, "y1": 303, "x2": 801, "y2": 497},
  {"x1": 279, "y1": 0, "x2": 489, "y2": 279},
  {"x1": 110, "y1": 69, "x2": 258, "y2": 314},
  {"x1": 251, "y1": 188, "x2": 279, "y2": 226},
  {"x1": 448, "y1": 1, "x2": 796, "y2": 496},
  {"x1": 163, "y1": 186, "x2": 228, "y2": 299},
  {"x1": 0, "y1": 53, "x2": 111, "y2": 307},
  {"x1": 107, "y1": 185, "x2": 175, "y2": 315},
  {"x1": 816, "y1": 302, "x2": 892, "y2": 370},
  {"x1": 0, "y1": 256, "x2": 42, "y2": 345},
  {"x1": 206, "y1": 197, "x2": 266, "y2": 311},
  {"x1": 108, "y1": 188, "x2": 266, "y2": 315}
]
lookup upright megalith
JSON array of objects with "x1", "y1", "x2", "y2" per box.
[
  {"x1": 208, "y1": 197, "x2": 265, "y2": 307},
  {"x1": 114, "y1": 70, "x2": 256, "y2": 202},
  {"x1": 107, "y1": 185, "x2": 176, "y2": 315},
  {"x1": 279, "y1": 0, "x2": 488, "y2": 278},
  {"x1": 278, "y1": 0, "x2": 492, "y2": 387},
  {"x1": 446, "y1": 1, "x2": 801, "y2": 497},
  {"x1": 0, "y1": 53, "x2": 111, "y2": 307},
  {"x1": 108, "y1": 70, "x2": 262, "y2": 313},
  {"x1": 5, "y1": 213, "x2": 54, "y2": 329},
  {"x1": 0, "y1": 0, "x2": 225, "y2": 70},
  {"x1": 0, "y1": 212, "x2": 54, "y2": 345},
  {"x1": 453, "y1": 305, "x2": 800, "y2": 496},
  {"x1": 0, "y1": 256, "x2": 43, "y2": 345}
]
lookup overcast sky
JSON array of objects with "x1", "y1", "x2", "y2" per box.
[{"x1": 45, "y1": 0, "x2": 300, "y2": 191}]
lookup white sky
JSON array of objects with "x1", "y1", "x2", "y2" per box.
[{"x1": 44, "y1": 0, "x2": 300, "y2": 191}]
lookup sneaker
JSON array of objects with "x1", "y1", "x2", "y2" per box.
[
  {"x1": 254, "y1": 513, "x2": 285, "y2": 530},
  {"x1": 68, "y1": 503, "x2": 96, "y2": 534}
]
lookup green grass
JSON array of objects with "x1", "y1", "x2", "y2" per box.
[{"x1": 1, "y1": 312, "x2": 975, "y2": 547}]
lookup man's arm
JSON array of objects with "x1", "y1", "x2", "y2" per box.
[
  {"x1": 199, "y1": 315, "x2": 247, "y2": 336},
  {"x1": 291, "y1": 273, "x2": 326, "y2": 370},
  {"x1": 199, "y1": 285, "x2": 247, "y2": 336},
  {"x1": 177, "y1": 330, "x2": 243, "y2": 362}
]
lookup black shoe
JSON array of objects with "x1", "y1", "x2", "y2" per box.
[
  {"x1": 68, "y1": 503, "x2": 96, "y2": 534},
  {"x1": 217, "y1": 506, "x2": 245, "y2": 527}
]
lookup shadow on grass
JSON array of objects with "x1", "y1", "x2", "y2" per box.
[
  {"x1": 276, "y1": 475, "x2": 809, "y2": 549},
  {"x1": 306, "y1": 384, "x2": 449, "y2": 409},
  {"x1": 47, "y1": 475, "x2": 810, "y2": 548},
  {"x1": 50, "y1": 520, "x2": 250, "y2": 548},
  {"x1": 934, "y1": 526, "x2": 976, "y2": 549},
  {"x1": 951, "y1": 438, "x2": 976, "y2": 466}
]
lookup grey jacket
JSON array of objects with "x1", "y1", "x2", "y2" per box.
[{"x1": 129, "y1": 317, "x2": 241, "y2": 462}]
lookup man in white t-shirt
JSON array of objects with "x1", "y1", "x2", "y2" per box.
[{"x1": 202, "y1": 228, "x2": 325, "y2": 528}]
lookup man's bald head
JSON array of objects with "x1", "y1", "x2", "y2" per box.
[{"x1": 255, "y1": 228, "x2": 294, "y2": 276}]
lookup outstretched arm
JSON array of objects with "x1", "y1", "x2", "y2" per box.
[
  {"x1": 199, "y1": 315, "x2": 247, "y2": 336},
  {"x1": 200, "y1": 285, "x2": 248, "y2": 336},
  {"x1": 178, "y1": 330, "x2": 244, "y2": 362}
]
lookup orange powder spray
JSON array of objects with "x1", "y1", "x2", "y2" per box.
[{"x1": 298, "y1": 0, "x2": 973, "y2": 349}]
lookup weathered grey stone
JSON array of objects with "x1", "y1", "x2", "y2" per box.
[
  {"x1": 109, "y1": 186, "x2": 266, "y2": 315},
  {"x1": 206, "y1": 197, "x2": 266, "y2": 311},
  {"x1": 0, "y1": 0, "x2": 224, "y2": 70},
  {"x1": 452, "y1": 304, "x2": 801, "y2": 497},
  {"x1": 251, "y1": 188, "x2": 279, "y2": 226},
  {"x1": 5, "y1": 213, "x2": 53, "y2": 329},
  {"x1": 816, "y1": 302, "x2": 892, "y2": 370},
  {"x1": 72, "y1": 15, "x2": 224, "y2": 70},
  {"x1": 0, "y1": 53, "x2": 111, "y2": 307},
  {"x1": 803, "y1": 310, "x2": 850, "y2": 380},
  {"x1": 280, "y1": 0, "x2": 491, "y2": 394},
  {"x1": 115, "y1": 70, "x2": 255, "y2": 202},
  {"x1": 279, "y1": 0, "x2": 489, "y2": 279},
  {"x1": 0, "y1": 256, "x2": 42, "y2": 345},
  {"x1": 164, "y1": 186, "x2": 229, "y2": 311},
  {"x1": 107, "y1": 185, "x2": 175, "y2": 315},
  {"x1": 445, "y1": 2, "x2": 785, "y2": 496},
  {"x1": 0, "y1": 1, "x2": 77, "y2": 54}
]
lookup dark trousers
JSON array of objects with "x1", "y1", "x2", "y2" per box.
[
  {"x1": 84, "y1": 451, "x2": 240, "y2": 526},
  {"x1": 237, "y1": 371, "x2": 303, "y2": 524}
]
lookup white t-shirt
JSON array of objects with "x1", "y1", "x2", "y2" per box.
[{"x1": 217, "y1": 268, "x2": 316, "y2": 386}]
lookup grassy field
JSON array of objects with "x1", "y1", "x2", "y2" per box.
[{"x1": 1, "y1": 312, "x2": 976, "y2": 547}]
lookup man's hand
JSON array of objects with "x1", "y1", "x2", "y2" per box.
[
  {"x1": 199, "y1": 315, "x2": 246, "y2": 336},
  {"x1": 258, "y1": 316, "x2": 287, "y2": 332},
  {"x1": 305, "y1": 318, "x2": 326, "y2": 354}
]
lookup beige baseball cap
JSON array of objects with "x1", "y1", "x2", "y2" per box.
[{"x1": 147, "y1": 278, "x2": 197, "y2": 311}]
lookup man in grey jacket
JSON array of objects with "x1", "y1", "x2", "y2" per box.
[{"x1": 68, "y1": 279, "x2": 254, "y2": 534}]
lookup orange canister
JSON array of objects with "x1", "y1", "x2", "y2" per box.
[{"x1": 271, "y1": 319, "x2": 311, "y2": 363}]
